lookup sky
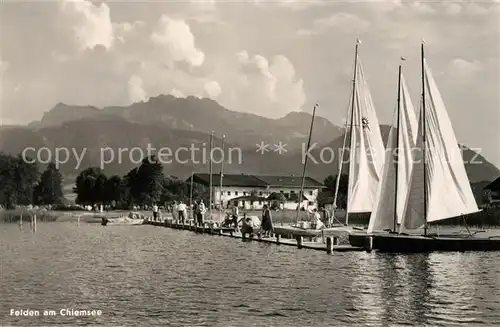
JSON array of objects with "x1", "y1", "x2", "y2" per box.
[{"x1": 0, "y1": 0, "x2": 499, "y2": 167}]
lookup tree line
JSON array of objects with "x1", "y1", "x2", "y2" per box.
[
  {"x1": 73, "y1": 155, "x2": 209, "y2": 208},
  {"x1": 317, "y1": 173, "x2": 348, "y2": 209},
  {"x1": 0, "y1": 153, "x2": 64, "y2": 209},
  {"x1": 0, "y1": 150, "x2": 344, "y2": 210},
  {"x1": 0, "y1": 152, "x2": 209, "y2": 210}
]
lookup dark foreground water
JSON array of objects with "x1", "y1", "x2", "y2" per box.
[{"x1": 1, "y1": 223, "x2": 499, "y2": 326}]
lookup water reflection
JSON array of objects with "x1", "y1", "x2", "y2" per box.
[{"x1": 1, "y1": 223, "x2": 499, "y2": 326}]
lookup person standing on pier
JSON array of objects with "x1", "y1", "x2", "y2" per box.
[
  {"x1": 172, "y1": 201, "x2": 178, "y2": 222},
  {"x1": 231, "y1": 204, "x2": 239, "y2": 230},
  {"x1": 322, "y1": 207, "x2": 331, "y2": 227},
  {"x1": 310, "y1": 208, "x2": 324, "y2": 230},
  {"x1": 152, "y1": 203, "x2": 159, "y2": 221},
  {"x1": 197, "y1": 200, "x2": 206, "y2": 227},
  {"x1": 178, "y1": 201, "x2": 187, "y2": 224},
  {"x1": 261, "y1": 204, "x2": 274, "y2": 237}
]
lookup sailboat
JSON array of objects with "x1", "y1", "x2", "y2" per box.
[
  {"x1": 370, "y1": 42, "x2": 500, "y2": 252},
  {"x1": 272, "y1": 38, "x2": 386, "y2": 239},
  {"x1": 327, "y1": 38, "x2": 386, "y2": 232},
  {"x1": 349, "y1": 57, "x2": 418, "y2": 246}
]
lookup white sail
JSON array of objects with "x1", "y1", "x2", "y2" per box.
[
  {"x1": 347, "y1": 56, "x2": 386, "y2": 213},
  {"x1": 423, "y1": 59, "x2": 479, "y2": 222},
  {"x1": 367, "y1": 73, "x2": 418, "y2": 233},
  {"x1": 402, "y1": 58, "x2": 479, "y2": 229}
]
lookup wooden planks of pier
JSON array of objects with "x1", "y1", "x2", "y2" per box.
[{"x1": 143, "y1": 217, "x2": 365, "y2": 253}]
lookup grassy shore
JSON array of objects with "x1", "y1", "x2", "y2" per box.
[
  {"x1": 0, "y1": 208, "x2": 61, "y2": 222},
  {"x1": 2, "y1": 206, "x2": 499, "y2": 227}
]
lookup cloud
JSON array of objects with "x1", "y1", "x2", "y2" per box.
[
  {"x1": 128, "y1": 75, "x2": 148, "y2": 103},
  {"x1": 1, "y1": 0, "x2": 309, "y2": 123},
  {"x1": 0, "y1": 58, "x2": 8, "y2": 75},
  {"x1": 445, "y1": 3, "x2": 462, "y2": 15},
  {"x1": 204, "y1": 81, "x2": 222, "y2": 98},
  {"x1": 151, "y1": 15, "x2": 205, "y2": 67},
  {"x1": 297, "y1": 13, "x2": 370, "y2": 36},
  {"x1": 213, "y1": 51, "x2": 305, "y2": 118},
  {"x1": 465, "y1": 3, "x2": 490, "y2": 15},
  {"x1": 408, "y1": 1, "x2": 435, "y2": 14},
  {"x1": 59, "y1": 0, "x2": 114, "y2": 50},
  {"x1": 170, "y1": 88, "x2": 186, "y2": 98},
  {"x1": 447, "y1": 58, "x2": 484, "y2": 80}
]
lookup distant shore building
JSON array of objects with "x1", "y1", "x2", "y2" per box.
[
  {"x1": 484, "y1": 177, "x2": 500, "y2": 206},
  {"x1": 189, "y1": 173, "x2": 324, "y2": 210}
]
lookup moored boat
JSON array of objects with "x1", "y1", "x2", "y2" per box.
[
  {"x1": 349, "y1": 56, "x2": 418, "y2": 246},
  {"x1": 368, "y1": 42, "x2": 499, "y2": 252},
  {"x1": 283, "y1": 38, "x2": 386, "y2": 239},
  {"x1": 372, "y1": 232, "x2": 500, "y2": 252}
]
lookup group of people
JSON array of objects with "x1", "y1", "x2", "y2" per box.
[
  {"x1": 171, "y1": 201, "x2": 188, "y2": 223},
  {"x1": 170, "y1": 200, "x2": 207, "y2": 226},
  {"x1": 152, "y1": 199, "x2": 333, "y2": 233},
  {"x1": 151, "y1": 200, "x2": 206, "y2": 226}
]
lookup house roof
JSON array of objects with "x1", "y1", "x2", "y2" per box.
[
  {"x1": 189, "y1": 173, "x2": 324, "y2": 188},
  {"x1": 484, "y1": 177, "x2": 500, "y2": 191},
  {"x1": 191, "y1": 173, "x2": 268, "y2": 187},
  {"x1": 255, "y1": 175, "x2": 324, "y2": 188}
]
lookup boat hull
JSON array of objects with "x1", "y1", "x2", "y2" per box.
[
  {"x1": 105, "y1": 219, "x2": 144, "y2": 226},
  {"x1": 372, "y1": 234, "x2": 500, "y2": 253},
  {"x1": 349, "y1": 232, "x2": 368, "y2": 247},
  {"x1": 349, "y1": 231, "x2": 394, "y2": 247},
  {"x1": 97, "y1": 216, "x2": 144, "y2": 226}
]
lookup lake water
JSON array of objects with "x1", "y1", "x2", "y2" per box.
[{"x1": 1, "y1": 222, "x2": 499, "y2": 326}]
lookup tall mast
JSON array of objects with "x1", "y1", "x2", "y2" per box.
[
  {"x1": 219, "y1": 134, "x2": 225, "y2": 221},
  {"x1": 208, "y1": 131, "x2": 214, "y2": 220},
  {"x1": 295, "y1": 103, "x2": 319, "y2": 224},
  {"x1": 345, "y1": 38, "x2": 360, "y2": 226},
  {"x1": 394, "y1": 60, "x2": 403, "y2": 233},
  {"x1": 332, "y1": 118, "x2": 349, "y2": 213},
  {"x1": 189, "y1": 161, "x2": 194, "y2": 220},
  {"x1": 421, "y1": 42, "x2": 429, "y2": 236}
]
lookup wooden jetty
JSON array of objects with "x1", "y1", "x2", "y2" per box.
[{"x1": 142, "y1": 217, "x2": 366, "y2": 253}]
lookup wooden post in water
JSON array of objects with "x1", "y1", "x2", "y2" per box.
[
  {"x1": 276, "y1": 234, "x2": 281, "y2": 244},
  {"x1": 364, "y1": 236, "x2": 373, "y2": 252},
  {"x1": 32, "y1": 214, "x2": 37, "y2": 233},
  {"x1": 30, "y1": 214, "x2": 33, "y2": 231},
  {"x1": 77, "y1": 215, "x2": 80, "y2": 226},
  {"x1": 19, "y1": 209, "x2": 23, "y2": 230},
  {"x1": 326, "y1": 237, "x2": 333, "y2": 254},
  {"x1": 296, "y1": 235, "x2": 303, "y2": 249}
]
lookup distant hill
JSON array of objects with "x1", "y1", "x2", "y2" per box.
[
  {"x1": 1, "y1": 96, "x2": 498, "y2": 185},
  {"x1": 30, "y1": 95, "x2": 343, "y2": 152}
]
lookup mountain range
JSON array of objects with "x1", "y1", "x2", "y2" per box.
[{"x1": 1, "y1": 95, "x2": 498, "y2": 187}]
